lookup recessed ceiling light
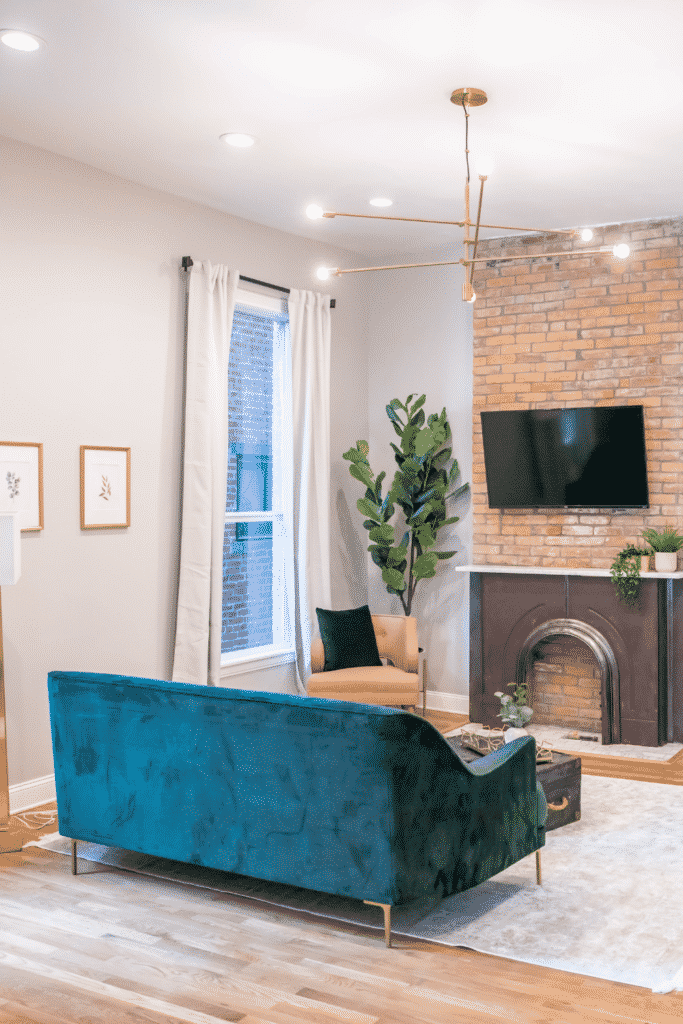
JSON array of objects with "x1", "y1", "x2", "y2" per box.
[
  {"x1": 1, "y1": 30, "x2": 43, "y2": 51},
  {"x1": 369, "y1": 197, "x2": 393, "y2": 208},
  {"x1": 220, "y1": 133, "x2": 256, "y2": 149}
]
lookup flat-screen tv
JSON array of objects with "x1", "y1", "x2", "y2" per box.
[{"x1": 480, "y1": 405, "x2": 649, "y2": 509}]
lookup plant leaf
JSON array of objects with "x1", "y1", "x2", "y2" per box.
[
  {"x1": 382, "y1": 565, "x2": 407, "y2": 591},
  {"x1": 440, "y1": 516, "x2": 460, "y2": 528},
  {"x1": 446, "y1": 483, "x2": 470, "y2": 502},
  {"x1": 369, "y1": 523, "x2": 395, "y2": 546},
  {"x1": 412, "y1": 551, "x2": 438, "y2": 580},
  {"x1": 414, "y1": 426, "x2": 436, "y2": 457},
  {"x1": 357, "y1": 497, "x2": 381, "y2": 522},
  {"x1": 349, "y1": 463, "x2": 373, "y2": 487}
]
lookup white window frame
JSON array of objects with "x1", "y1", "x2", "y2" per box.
[{"x1": 221, "y1": 288, "x2": 295, "y2": 678}]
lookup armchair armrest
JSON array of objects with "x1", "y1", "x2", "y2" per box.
[
  {"x1": 311, "y1": 636, "x2": 325, "y2": 673},
  {"x1": 372, "y1": 615, "x2": 418, "y2": 673}
]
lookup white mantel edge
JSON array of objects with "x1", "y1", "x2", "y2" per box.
[{"x1": 455, "y1": 564, "x2": 683, "y2": 579}]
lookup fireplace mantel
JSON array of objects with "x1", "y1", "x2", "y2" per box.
[
  {"x1": 458, "y1": 565, "x2": 683, "y2": 747},
  {"x1": 456, "y1": 563, "x2": 683, "y2": 579}
]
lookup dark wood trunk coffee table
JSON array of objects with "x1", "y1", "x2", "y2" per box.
[{"x1": 445, "y1": 735, "x2": 581, "y2": 832}]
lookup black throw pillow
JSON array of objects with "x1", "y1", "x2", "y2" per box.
[{"x1": 315, "y1": 605, "x2": 382, "y2": 671}]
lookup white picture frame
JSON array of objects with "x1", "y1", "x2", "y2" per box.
[
  {"x1": 0, "y1": 442, "x2": 43, "y2": 531},
  {"x1": 80, "y1": 446, "x2": 130, "y2": 529}
]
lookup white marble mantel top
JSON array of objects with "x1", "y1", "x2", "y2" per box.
[{"x1": 456, "y1": 563, "x2": 683, "y2": 580}]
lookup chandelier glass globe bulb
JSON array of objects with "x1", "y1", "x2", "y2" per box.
[
  {"x1": 613, "y1": 243, "x2": 630, "y2": 259},
  {"x1": 316, "y1": 267, "x2": 331, "y2": 280},
  {"x1": 580, "y1": 228, "x2": 594, "y2": 242},
  {"x1": 474, "y1": 156, "x2": 494, "y2": 178},
  {"x1": 307, "y1": 204, "x2": 324, "y2": 220}
]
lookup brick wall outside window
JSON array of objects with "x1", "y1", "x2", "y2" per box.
[
  {"x1": 472, "y1": 216, "x2": 683, "y2": 569},
  {"x1": 222, "y1": 306, "x2": 275, "y2": 653}
]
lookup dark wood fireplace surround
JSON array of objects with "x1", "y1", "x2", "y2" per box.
[{"x1": 462, "y1": 568, "x2": 683, "y2": 747}]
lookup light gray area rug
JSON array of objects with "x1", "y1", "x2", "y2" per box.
[
  {"x1": 446, "y1": 722, "x2": 683, "y2": 760},
  {"x1": 33, "y1": 774, "x2": 683, "y2": 995}
]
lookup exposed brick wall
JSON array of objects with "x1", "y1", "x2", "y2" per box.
[
  {"x1": 529, "y1": 637, "x2": 601, "y2": 732},
  {"x1": 472, "y1": 217, "x2": 683, "y2": 569}
]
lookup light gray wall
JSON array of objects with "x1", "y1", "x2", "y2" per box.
[
  {"x1": 2, "y1": 135, "x2": 369, "y2": 788},
  {"x1": 364, "y1": 264, "x2": 473, "y2": 701}
]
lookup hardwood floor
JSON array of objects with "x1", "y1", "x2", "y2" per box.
[
  {"x1": 2, "y1": 727, "x2": 683, "y2": 1023},
  {"x1": 2, "y1": 841, "x2": 683, "y2": 1024}
]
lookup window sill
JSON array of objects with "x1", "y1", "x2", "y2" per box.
[{"x1": 220, "y1": 647, "x2": 296, "y2": 680}]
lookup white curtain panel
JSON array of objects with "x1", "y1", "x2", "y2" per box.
[
  {"x1": 288, "y1": 289, "x2": 332, "y2": 692},
  {"x1": 172, "y1": 262, "x2": 238, "y2": 686}
]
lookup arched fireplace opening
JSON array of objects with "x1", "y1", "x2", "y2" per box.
[
  {"x1": 526, "y1": 635, "x2": 601, "y2": 734},
  {"x1": 515, "y1": 619, "x2": 619, "y2": 744}
]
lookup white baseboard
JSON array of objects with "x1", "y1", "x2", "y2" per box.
[
  {"x1": 9, "y1": 773, "x2": 56, "y2": 814},
  {"x1": 425, "y1": 690, "x2": 469, "y2": 715}
]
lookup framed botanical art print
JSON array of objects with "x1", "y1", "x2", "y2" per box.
[
  {"x1": 80, "y1": 446, "x2": 130, "y2": 529},
  {"x1": 0, "y1": 442, "x2": 44, "y2": 531}
]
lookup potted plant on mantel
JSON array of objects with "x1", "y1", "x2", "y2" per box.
[
  {"x1": 642, "y1": 526, "x2": 683, "y2": 573},
  {"x1": 610, "y1": 544, "x2": 648, "y2": 608},
  {"x1": 343, "y1": 394, "x2": 469, "y2": 615}
]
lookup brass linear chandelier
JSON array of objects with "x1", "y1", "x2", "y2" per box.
[{"x1": 308, "y1": 88, "x2": 630, "y2": 302}]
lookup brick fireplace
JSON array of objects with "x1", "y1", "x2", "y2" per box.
[
  {"x1": 459, "y1": 566, "x2": 683, "y2": 747},
  {"x1": 464, "y1": 216, "x2": 683, "y2": 743}
]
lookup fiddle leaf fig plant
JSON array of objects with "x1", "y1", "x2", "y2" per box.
[{"x1": 343, "y1": 394, "x2": 469, "y2": 616}]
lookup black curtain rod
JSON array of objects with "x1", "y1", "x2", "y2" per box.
[{"x1": 181, "y1": 257, "x2": 336, "y2": 307}]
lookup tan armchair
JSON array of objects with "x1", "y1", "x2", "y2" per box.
[{"x1": 307, "y1": 613, "x2": 424, "y2": 713}]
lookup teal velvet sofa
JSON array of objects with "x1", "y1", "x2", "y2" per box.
[{"x1": 47, "y1": 671, "x2": 547, "y2": 945}]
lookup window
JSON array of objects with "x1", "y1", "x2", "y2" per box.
[{"x1": 222, "y1": 289, "x2": 294, "y2": 668}]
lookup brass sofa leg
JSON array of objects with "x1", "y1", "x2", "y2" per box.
[
  {"x1": 71, "y1": 838, "x2": 77, "y2": 875},
  {"x1": 364, "y1": 900, "x2": 392, "y2": 947},
  {"x1": 535, "y1": 849, "x2": 541, "y2": 886}
]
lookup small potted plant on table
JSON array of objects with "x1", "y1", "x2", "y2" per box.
[
  {"x1": 494, "y1": 680, "x2": 533, "y2": 742},
  {"x1": 641, "y1": 526, "x2": 683, "y2": 573}
]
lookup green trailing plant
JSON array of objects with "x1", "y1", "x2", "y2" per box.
[
  {"x1": 493, "y1": 681, "x2": 533, "y2": 728},
  {"x1": 610, "y1": 544, "x2": 644, "y2": 608},
  {"x1": 642, "y1": 525, "x2": 683, "y2": 553},
  {"x1": 343, "y1": 394, "x2": 469, "y2": 616}
]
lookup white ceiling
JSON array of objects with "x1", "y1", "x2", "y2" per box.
[{"x1": 2, "y1": 0, "x2": 682, "y2": 259}]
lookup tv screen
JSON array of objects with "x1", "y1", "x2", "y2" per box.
[{"x1": 480, "y1": 405, "x2": 649, "y2": 509}]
